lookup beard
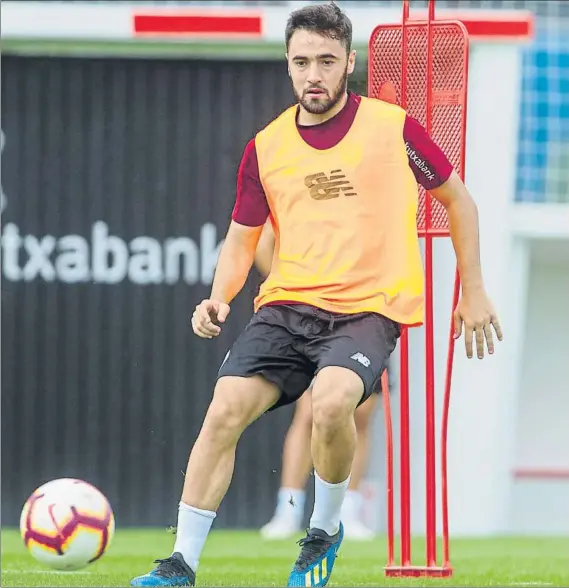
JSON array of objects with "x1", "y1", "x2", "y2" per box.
[{"x1": 294, "y1": 68, "x2": 349, "y2": 115}]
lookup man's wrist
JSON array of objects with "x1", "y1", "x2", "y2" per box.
[
  {"x1": 460, "y1": 276, "x2": 485, "y2": 297},
  {"x1": 209, "y1": 290, "x2": 230, "y2": 304}
]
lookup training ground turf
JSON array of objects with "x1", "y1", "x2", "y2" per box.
[{"x1": 2, "y1": 529, "x2": 568, "y2": 587}]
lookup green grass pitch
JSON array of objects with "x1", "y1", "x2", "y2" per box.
[{"x1": 2, "y1": 528, "x2": 568, "y2": 587}]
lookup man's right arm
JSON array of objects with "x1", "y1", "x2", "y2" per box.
[
  {"x1": 210, "y1": 220, "x2": 264, "y2": 304},
  {"x1": 210, "y1": 138, "x2": 270, "y2": 303}
]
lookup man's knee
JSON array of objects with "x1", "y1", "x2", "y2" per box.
[
  {"x1": 202, "y1": 375, "x2": 279, "y2": 439},
  {"x1": 311, "y1": 367, "x2": 363, "y2": 434}
]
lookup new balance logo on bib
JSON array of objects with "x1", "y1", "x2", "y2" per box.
[{"x1": 304, "y1": 169, "x2": 357, "y2": 200}]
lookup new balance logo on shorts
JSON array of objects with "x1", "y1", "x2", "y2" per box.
[
  {"x1": 350, "y1": 352, "x2": 371, "y2": 368},
  {"x1": 304, "y1": 169, "x2": 357, "y2": 200}
]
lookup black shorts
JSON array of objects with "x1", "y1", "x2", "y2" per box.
[{"x1": 217, "y1": 304, "x2": 400, "y2": 411}]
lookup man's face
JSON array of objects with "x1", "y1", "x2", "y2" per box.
[{"x1": 287, "y1": 30, "x2": 356, "y2": 115}]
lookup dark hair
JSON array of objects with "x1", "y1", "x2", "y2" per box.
[{"x1": 285, "y1": 2, "x2": 353, "y2": 53}]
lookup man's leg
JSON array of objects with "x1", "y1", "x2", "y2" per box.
[
  {"x1": 131, "y1": 375, "x2": 279, "y2": 587},
  {"x1": 132, "y1": 304, "x2": 313, "y2": 587},
  {"x1": 176, "y1": 375, "x2": 280, "y2": 561},
  {"x1": 261, "y1": 391, "x2": 313, "y2": 539},
  {"x1": 286, "y1": 367, "x2": 363, "y2": 587},
  {"x1": 287, "y1": 308, "x2": 399, "y2": 587},
  {"x1": 341, "y1": 393, "x2": 378, "y2": 540},
  {"x1": 308, "y1": 366, "x2": 363, "y2": 534}
]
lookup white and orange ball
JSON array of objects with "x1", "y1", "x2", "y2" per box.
[{"x1": 20, "y1": 478, "x2": 115, "y2": 571}]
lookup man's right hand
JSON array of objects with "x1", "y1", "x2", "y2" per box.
[{"x1": 191, "y1": 299, "x2": 231, "y2": 339}]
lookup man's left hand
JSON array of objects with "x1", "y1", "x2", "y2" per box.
[{"x1": 454, "y1": 291, "x2": 503, "y2": 359}]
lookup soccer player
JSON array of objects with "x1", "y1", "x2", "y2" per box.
[
  {"x1": 255, "y1": 220, "x2": 382, "y2": 541},
  {"x1": 131, "y1": 3, "x2": 503, "y2": 587}
]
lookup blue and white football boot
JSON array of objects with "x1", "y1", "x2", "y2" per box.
[
  {"x1": 130, "y1": 552, "x2": 195, "y2": 587},
  {"x1": 287, "y1": 523, "x2": 344, "y2": 587}
]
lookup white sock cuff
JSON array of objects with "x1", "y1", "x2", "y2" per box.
[
  {"x1": 279, "y1": 487, "x2": 306, "y2": 498},
  {"x1": 314, "y1": 471, "x2": 351, "y2": 489},
  {"x1": 179, "y1": 501, "x2": 217, "y2": 520}
]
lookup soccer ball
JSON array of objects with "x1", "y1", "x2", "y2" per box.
[{"x1": 20, "y1": 478, "x2": 115, "y2": 571}]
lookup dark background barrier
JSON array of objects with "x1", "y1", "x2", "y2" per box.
[{"x1": 0, "y1": 55, "x2": 311, "y2": 528}]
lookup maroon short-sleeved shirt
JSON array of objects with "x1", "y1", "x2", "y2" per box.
[{"x1": 232, "y1": 91, "x2": 453, "y2": 227}]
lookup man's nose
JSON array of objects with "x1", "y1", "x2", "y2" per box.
[{"x1": 306, "y1": 62, "x2": 323, "y2": 84}]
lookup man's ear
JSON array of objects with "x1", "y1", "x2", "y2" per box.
[{"x1": 347, "y1": 49, "x2": 357, "y2": 75}]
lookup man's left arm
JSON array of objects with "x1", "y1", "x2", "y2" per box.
[
  {"x1": 430, "y1": 172, "x2": 503, "y2": 359},
  {"x1": 403, "y1": 115, "x2": 503, "y2": 359}
]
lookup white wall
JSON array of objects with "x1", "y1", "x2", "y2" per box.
[
  {"x1": 508, "y1": 240, "x2": 569, "y2": 536},
  {"x1": 365, "y1": 237, "x2": 569, "y2": 538}
]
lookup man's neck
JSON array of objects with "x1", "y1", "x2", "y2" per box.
[{"x1": 297, "y1": 91, "x2": 349, "y2": 127}]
